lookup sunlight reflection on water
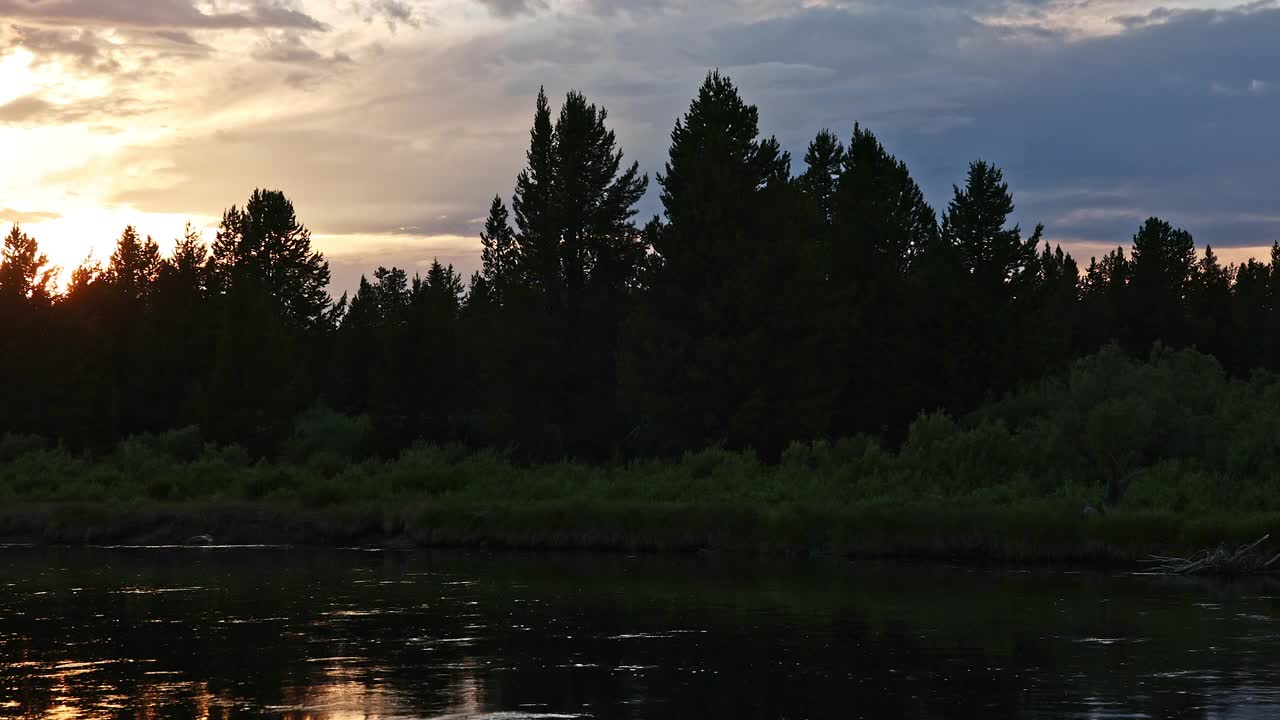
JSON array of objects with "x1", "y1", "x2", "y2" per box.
[{"x1": 5, "y1": 548, "x2": 1280, "y2": 719}]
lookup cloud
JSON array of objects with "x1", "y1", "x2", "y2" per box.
[
  {"x1": 252, "y1": 31, "x2": 353, "y2": 65},
  {"x1": 0, "y1": 0, "x2": 327, "y2": 30},
  {"x1": 94, "y1": 122, "x2": 512, "y2": 238},
  {"x1": 0, "y1": 207, "x2": 61, "y2": 224},
  {"x1": 0, "y1": 94, "x2": 150, "y2": 124},
  {"x1": 474, "y1": 0, "x2": 548, "y2": 18},
  {"x1": 17, "y1": 0, "x2": 1280, "y2": 283},
  {"x1": 5, "y1": 24, "x2": 119, "y2": 71},
  {"x1": 354, "y1": 0, "x2": 428, "y2": 30}
]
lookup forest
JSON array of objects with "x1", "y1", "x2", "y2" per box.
[{"x1": 0, "y1": 71, "x2": 1276, "y2": 491}]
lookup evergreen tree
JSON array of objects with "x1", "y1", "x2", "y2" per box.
[
  {"x1": 0, "y1": 225, "x2": 55, "y2": 438},
  {"x1": 625, "y1": 71, "x2": 822, "y2": 455},
  {"x1": 105, "y1": 226, "x2": 162, "y2": 303},
  {"x1": 1130, "y1": 217, "x2": 1197, "y2": 298},
  {"x1": 942, "y1": 161, "x2": 1038, "y2": 292},
  {"x1": 799, "y1": 129, "x2": 845, "y2": 227},
  {"x1": 937, "y1": 160, "x2": 1040, "y2": 405},
  {"x1": 1231, "y1": 257, "x2": 1271, "y2": 371},
  {"x1": 512, "y1": 88, "x2": 560, "y2": 306},
  {"x1": 479, "y1": 195, "x2": 516, "y2": 303},
  {"x1": 823, "y1": 123, "x2": 938, "y2": 437},
  {"x1": 1128, "y1": 217, "x2": 1196, "y2": 349},
  {"x1": 206, "y1": 190, "x2": 331, "y2": 448},
  {"x1": 210, "y1": 189, "x2": 332, "y2": 329},
  {"x1": 1017, "y1": 240, "x2": 1082, "y2": 375},
  {"x1": 163, "y1": 223, "x2": 209, "y2": 292},
  {"x1": 553, "y1": 91, "x2": 649, "y2": 305},
  {"x1": 150, "y1": 223, "x2": 212, "y2": 430},
  {"x1": 1189, "y1": 245, "x2": 1234, "y2": 359},
  {"x1": 465, "y1": 271, "x2": 494, "y2": 313},
  {"x1": 0, "y1": 224, "x2": 54, "y2": 304},
  {"x1": 834, "y1": 124, "x2": 937, "y2": 273}
]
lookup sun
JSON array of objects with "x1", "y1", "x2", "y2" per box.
[
  {"x1": 0, "y1": 48, "x2": 37, "y2": 106},
  {"x1": 20, "y1": 210, "x2": 218, "y2": 287}
]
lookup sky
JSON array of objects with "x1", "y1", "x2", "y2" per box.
[{"x1": 0, "y1": 0, "x2": 1277, "y2": 293}]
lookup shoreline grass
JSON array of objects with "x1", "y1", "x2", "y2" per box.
[
  {"x1": 7, "y1": 346, "x2": 1280, "y2": 564},
  {"x1": 3, "y1": 498, "x2": 1275, "y2": 565}
]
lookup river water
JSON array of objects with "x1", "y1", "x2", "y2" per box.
[{"x1": 2, "y1": 546, "x2": 1278, "y2": 718}]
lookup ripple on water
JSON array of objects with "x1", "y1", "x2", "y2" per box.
[
  {"x1": 112, "y1": 587, "x2": 206, "y2": 595},
  {"x1": 430, "y1": 707, "x2": 588, "y2": 712},
  {"x1": 1062, "y1": 637, "x2": 1152, "y2": 646}
]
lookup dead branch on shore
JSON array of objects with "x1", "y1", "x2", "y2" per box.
[{"x1": 1142, "y1": 535, "x2": 1280, "y2": 576}]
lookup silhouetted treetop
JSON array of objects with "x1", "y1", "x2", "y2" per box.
[
  {"x1": 0, "y1": 224, "x2": 54, "y2": 304},
  {"x1": 800, "y1": 129, "x2": 845, "y2": 226},
  {"x1": 105, "y1": 226, "x2": 162, "y2": 303},
  {"x1": 211, "y1": 189, "x2": 331, "y2": 329},
  {"x1": 480, "y1": 196, "x2": 516, "y2": 304},
  {"x1": 942, "y1": 160, "x2": 1037, "y2": 291},
  {"x1": 1131, "y1": 217, "x2": 1197, "y2": 300},
  {"x1": 833, "y1": 123, "x2": 938, "y2": 273},
  {"x1": 658, "y1": 70, "x2": 790, "y2": 236}
]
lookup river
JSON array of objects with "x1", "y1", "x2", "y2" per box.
[{"x1": 2, "y1": 546, "x2": 1278, "y2": 718}]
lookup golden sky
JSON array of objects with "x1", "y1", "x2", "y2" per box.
[{"x1": 1, "y1": 0, "x2": 1275, "y2": 290}]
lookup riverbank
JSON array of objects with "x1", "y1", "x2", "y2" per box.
[
  {"x1": 6, "y1": 346, "x2": 1280, "y2": 563},
  {"x1": 3, "y1": 500, "x2": 1276, "y2": 565}
]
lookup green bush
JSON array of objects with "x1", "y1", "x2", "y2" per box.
[{"x1": 4, "y1": 345, "x2": 1280, "y2": 536}]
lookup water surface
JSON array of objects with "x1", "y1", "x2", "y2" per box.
[{"x1": 2, "y1": 547, "x2": 1278, "y2": 718}]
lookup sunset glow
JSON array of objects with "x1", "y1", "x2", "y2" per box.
[{"x1": 2, "y1": 0, "x2": 1278, "y2": 291}]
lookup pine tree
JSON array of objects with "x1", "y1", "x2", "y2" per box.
[
  {"x1": 512, "y1": 88, "x2": 560, "y2": 306},
  {"x1": 0, "y1": 224, "x2": 54, "y2": 304},
  {"x1": 148, "y1": 223, "x2": 212, "y2": 430},
  {"x1": 553, "y1": 90, "x2": 649, "y2": 303},
  {"x1": 942, "y1": 161, "x2": 1037, "y2": 292},
  {"x1": 822, "y1": 123, "x2": 938, "y2": 437},
  {"x1": 625, "y1": 71, "x2": 823, "y2": 455},
  {"x1": 1130, "y1": 217, "x2": 1197, "y2": 299},
  {"x1": 656, "y1": 71, "x2": 790, "y2": 258},
  {"x1": 479, "y1": 195, "x2": 516, "y2": 303},
  {"x1": 206, "y1": 191, "x2": 330, "y2": 448},
  {"x1": 166, "y1": 223, "x2": 209, "y2": 288},
  {"x1": 0, "y1": 224, "x2": 56, "y2": 438},
  {"x1": 1189, "y1": 244, "x2": 1234, "y2": 358},
  {"x1": 835, "y1": 124, "x2": 937, "y2": 273},
  {"x1": 799, "y1": 129, "x2": 845, "y2": 227},
  {"x1": 936, "y1": 160, "x2": 1041, "y2": 406},
  {"x1": 210, "y1": 189, "x2": 332, "y2": 329},
  {"x1": 105, "y1": 226, "x2": 162, "y2": 303},
  {"x1": 1128, "y1": 217, "x2": 1196, "y2": 349}
]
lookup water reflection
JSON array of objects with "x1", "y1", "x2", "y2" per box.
[{"x1": 3, "y1": 548, "x2": 1280, "y2": 718}]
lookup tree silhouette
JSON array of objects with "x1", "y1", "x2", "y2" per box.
[
  {"x1": 942, "y1": 161, "x2": 1037, "y2": 292},
  {"x1": 513, "y1": 88, "x2": 560, "y2": 307},
  {"x1": 625, "y1": 70, "x2": 821, "y2": 455},
  {"x1": 9, "y1": 72, "x2": 1280, "y2": 468},
  {"x1": 825, "y1": 123, "x2": 938, "y2": 437},
  {"x1": 211, "y1": 189, "x2": 331, "y2": 329},
  {"x1": 105, "y1": 226, "x2": 162, "y2": 303},
  {"x1": 479, "y1": 195, "x2": 516, "y2": 304},
  {"x1": 0, "y1": 224, "x2": 55, "y2": 304},
  {"x1": 1128, "y1": 217, "x2": 1197, "y2": 349},
  {"x1": 799, "y1": 129, "x2": 845, "y2": 228}
]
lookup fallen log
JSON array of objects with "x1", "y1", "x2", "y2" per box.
[{"x1": 1142, "y1": 535, "x2": 1280, "y2": 576}]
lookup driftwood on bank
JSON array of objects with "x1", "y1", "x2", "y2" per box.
[{"x1": 1142, "y1": 535, "x2": 1280, "y2": 576}]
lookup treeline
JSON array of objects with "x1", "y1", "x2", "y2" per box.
[{"x1": 0, "y1": 71, "x2": 1274, "y2": 459}]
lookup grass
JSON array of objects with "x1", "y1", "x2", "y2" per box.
[
  {"x1": 0, "y1": 431, "x2": 1276, "y2": 561},
  {"x1": 6, "y1": 346, "x2": 1280, "y2": 561}
]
